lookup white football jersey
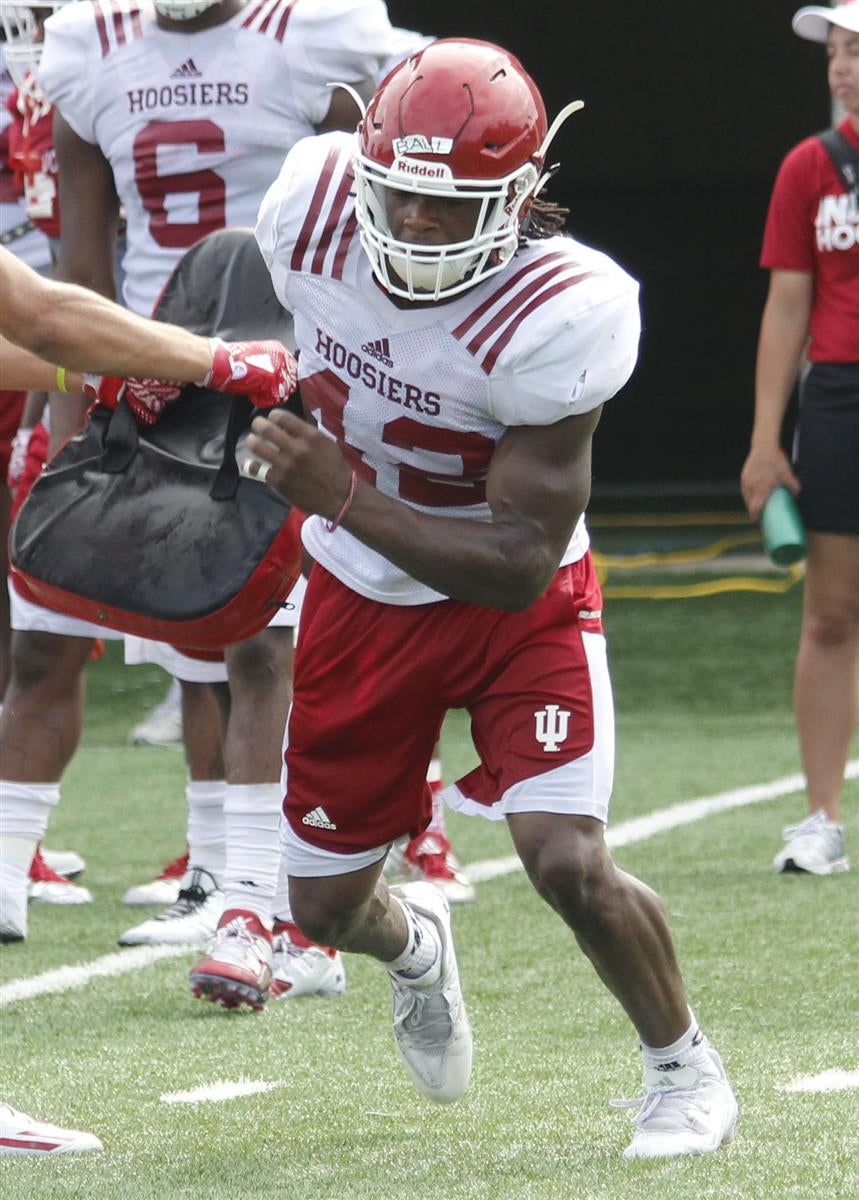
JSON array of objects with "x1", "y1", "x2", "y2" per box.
[
  {"x1": 256, "y1": 132, "x2": 641, "y2": 606},
  {"x1": 38, "y1": 0, "x2": 430, "y2": 314}
]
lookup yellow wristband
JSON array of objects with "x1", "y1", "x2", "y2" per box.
[{"x1": 55, "y1": 366, "x2": 69, "y2": 393}]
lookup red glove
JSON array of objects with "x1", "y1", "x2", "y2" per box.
[
  {"x1": 202, "y1": 338, "x2": 299, "y2": 408},
  {"x1": 83, "y1": 374, "x2": 183, "y2": 426}
]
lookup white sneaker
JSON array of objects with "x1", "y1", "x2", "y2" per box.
[
  {"x1": 388, "y1": 881, "x2": 472, "y2": 1103},
  {"x1": 773, "y1": 810, "x2": 850, "y2": 875},
  {"x1": 189, "y1": 910, "x2": 273, "y2": 1011},
  {"x1": 128, "y1": 679, "x2": 183, "y2": 746},
  {"x1": 269, "y1": 921, "x2": 346, "y2": 1000},
  {"x1": 28, "y1": 847, "x2": 93, "y2": 905},
  {"x1": 118, "y1": 866, "x2": 223, "y2": 946},
  {"x1": 40, "y1": 848, "x2": 87, "y2": 879},
  {"x1": 613, "y1": 1047, "x2": 739, "y2": 1159},
  {"x1": 0, "y1": 1103, "x2": 103, "y2": 1156},
  {"x1": 122, "y1": 850, "x2": 189, "y2": 906}
]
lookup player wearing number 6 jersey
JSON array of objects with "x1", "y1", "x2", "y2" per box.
[{"x1": 250, "y1": 38, "x2": 739, "y2": 1156}]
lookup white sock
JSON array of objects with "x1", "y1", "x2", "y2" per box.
[
  {"x1": 385, "y1": 898, "x2": 441, "y2": 986},
  {"x1": 185, "y1": 779, "x2": 225, "y2": 885},
  {"x1": 272, "y1": 831, "x2": 293, "y2": 924},
  {"x1": 221, "y1": 783, "x2": 281, "y2": 925},
  {"x1": 0, "y1": 780, "x2": 60, "y2": 844},
  {"x1": 642, "y1": 1009, "x2": 708, "y2": 1070},
  {"x1": 1, "y1": 781, "x2": 60, "y2": 902},
  {"x1": 425, "y1": 756, "x2": 446, "y2": 834}
]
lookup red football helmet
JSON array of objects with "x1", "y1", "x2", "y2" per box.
[{"x1": 353, "y1": 38, "x2": 581, "y2": 300}]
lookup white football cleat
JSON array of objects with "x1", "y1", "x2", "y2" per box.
[
  {"x1": 118, "y1": 866, "x2": 222, "y2": 946},
  {"x1": 403, "y1": 830, "x2": 476, "y2": 904},
  {"x1": 40, "y1": 848, "x2": 87, "y2": 879},
  {"x1": 28, "y1": 848, "x2": 93, "y2": 906},
  {"x1": 190, "y1": 910, "x2": 273, "y2": 1011},
  {"x1": 128, "y1": 679, "x2": 183, "y2": 746},
  {"x1": 269, "y1": 921, "x2": 346, "y2": 1000},
  {"x1": 388, "y1": 881, "x2": 472, "y2": 1103},
  {"x1": 0, "y1": 1103, "x2": 103, "y2": 1156},
  {"x1": 122, "y1": 850, "x2": 188, "y2": 906},
  {"x1": 613, "y1": 1047, "x2": 739, "y2": 1159},
  {"x1": 772, "y1": 810, "x2": 850, "y2": 875}
]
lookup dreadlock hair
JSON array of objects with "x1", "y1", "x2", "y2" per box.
[{"x1": 519, "y1": 195, "x2": 570, "y2": 244}]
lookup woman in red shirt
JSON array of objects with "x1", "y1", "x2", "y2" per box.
[{"x1": 741, "y1": 2, "x2": 859, "y2": 876}]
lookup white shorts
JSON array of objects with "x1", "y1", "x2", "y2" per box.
[
  {"x1": 9, "y1": 579, "x2": 124, "y2": 640},
  {"x1": 123, "y1": 575, "x2": 307, "y2": 683}
]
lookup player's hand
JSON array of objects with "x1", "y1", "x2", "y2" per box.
[
  {"x1": 740, "y1": 446, "x2": 800, "y2": 521},
  {"x1": 242, "y1": 407, "x2": 354, "y2": 521},
  {"x1": 202, "y1": 338, "x2": 299, "y2": 409},
  {"x1": 83, "y1": 374, "x2": 183, "y2": 426}
]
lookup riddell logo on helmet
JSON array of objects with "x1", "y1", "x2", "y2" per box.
[{"x1": 392, "y1": 157, "x2": 452, "y2": 180}]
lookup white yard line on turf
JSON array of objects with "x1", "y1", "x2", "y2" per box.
[
  {"x1": 3, "y1": 758, "x2": 857, "y2": 1007},
  {"x1": 0, "y1": 943, "x2": 197, "y2": 1005},
  {"x1": 161, "y1": 1080, "x2": 282, "y2": 1104},
  {"x1": 782, "y1": 1069, "x2": 859, "y2": 1093},
  {"x1": 468, "y1": 759, "x2": 859, "y2": 883}
]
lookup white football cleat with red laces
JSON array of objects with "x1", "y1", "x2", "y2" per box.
[
  {"x1": 0, "y1": 1103, "x2": 103, "y2": 1156},
  {"x1": 270, "y1": 920, "x2": 346, "y2": 999},
  {"x1": 403, "y1": 831, "x2": 476, "y2": 904},
  {"x1": 122, "y1": 849, "x2": 189, "y2": 907},
  {"x1": 189, "y1": 909, "x2": 273, "y2": 1011},
  {"x1": 28, "y1": 847, "x2": 93, "y2": 906}
]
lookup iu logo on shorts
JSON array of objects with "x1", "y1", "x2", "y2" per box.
[{"x1": 534, "y1": 704, "x2": 571, "y2": 752}]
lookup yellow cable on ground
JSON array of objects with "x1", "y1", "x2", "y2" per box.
[
  {"x1": 593, "y1": 532, "x2": 762, "y2": 570},
  {"x1": 589, "y1": 511, "x2": 805, "y2": 599},
  {"x1": 602, "y1": 564, "x2": 804, "y2": 601}
]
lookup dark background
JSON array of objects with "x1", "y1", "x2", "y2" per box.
[{"x1": 385, "y1": 1, "x2": 832, "y2": 496}]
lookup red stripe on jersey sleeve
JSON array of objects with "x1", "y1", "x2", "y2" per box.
[
  {"x1": 480, "y1": 273, "x2": 595, "y2": 374},
  {"x1": 109, "y1": 0, "x2": 127, "y2": 46},
  {"x1": 241, "y1": 1, "x2": 268, "y2": 28},
  {"x1": 451, "y1": 251, "x2": 569, "y2": 342},
  {"x1": 465, "y1": 260, "x2": 581, "y2": 359},
  {"x1": 311, "y1": 165, "x2": 354, "y2": 275},
  {"x1": 94, "y1": 0, "x2": 111, "y2": 57},
  {"x1": 332, "y1": 212, "x2": 358, "y2": 280},
  {"x1": 290, "y1": 147, "x2": 340, "y2": 272},
  {"x1": 274, "y1": 0, "x2": 296, "y2": 42}
]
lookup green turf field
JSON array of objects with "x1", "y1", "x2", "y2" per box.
[{"x1": 2, "y1": 546, "x2": 857, "y2": 1199}]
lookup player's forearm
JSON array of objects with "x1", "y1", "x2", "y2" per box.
[
  {"x1": 341, "y1": 479, "x2": 567, "y2": 610},
  {"x1": 0, "y1": 337, "x2": 82, "y2": 392},
  {"x1": 26, "y1": 284, "x2": 213, "y2": 383}
]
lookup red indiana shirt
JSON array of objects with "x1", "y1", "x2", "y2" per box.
[{"x1": 760, "y1": 117, "x2": 859, "y2": 363}]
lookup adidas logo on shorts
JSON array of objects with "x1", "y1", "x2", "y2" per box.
[{"x1": 301, "y1": 806, "x2": 337, "y2": 831}]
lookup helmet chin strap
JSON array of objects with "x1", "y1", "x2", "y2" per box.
[
  {"x1": 327, "y1": 81, "x2": 367, "y2": 120},
  {"x1": 535, "y1": 99, "x2": 584, "y2": 196}
]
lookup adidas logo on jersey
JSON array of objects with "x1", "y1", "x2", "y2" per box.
[
  {"x1": 301, "y1": 807, "x2": 338, "y2": 831},
  {"x1": 171, "y1": 58, "x2": 203, "y2": 79},
  {"x1": 361, "y1": 338, "x2": 393, "y2": 368}
]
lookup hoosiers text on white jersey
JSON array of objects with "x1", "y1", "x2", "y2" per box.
[
  {"x1": 38, "y1": 0, "x2": 430, "y2": 314},
  {"x1": 256, "y1": 132, "x2": 641, "y2": 606}
]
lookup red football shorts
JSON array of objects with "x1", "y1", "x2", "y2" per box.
[{"x1": 284, "y1": 553, "x2": 613, "y2": 856}]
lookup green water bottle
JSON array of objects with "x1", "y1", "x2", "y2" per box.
[{"x1": 760, "y1": 485, "x2": 806, "y2": 566}]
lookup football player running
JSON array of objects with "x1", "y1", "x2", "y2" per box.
[{"x1": 248, "y1": 39, "x2": 740, "y2": 1157}]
